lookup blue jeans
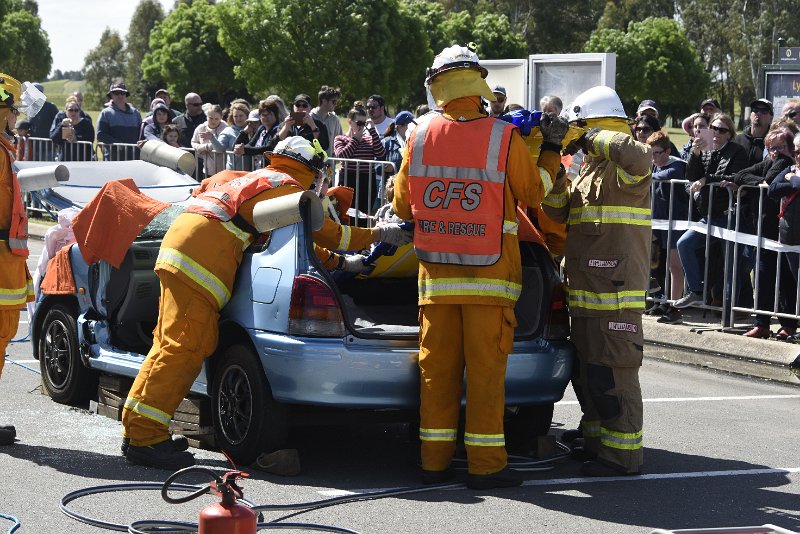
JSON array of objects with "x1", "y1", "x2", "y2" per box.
[{"x1": 676, "y1": 216, "x2": 727, "y2": 293}]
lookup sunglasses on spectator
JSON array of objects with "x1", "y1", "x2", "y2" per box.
[
  {"x1": 354, "y1": 120, "x2": 366, "y2": 127},
  {"x1": 767, "y1": 144, "x2": 787, "y2": 153},
  {"x1": 295, "y1": 102, "x2": 310, "y2": 108},
  {"x1": 710, "y1": 125, "x2": 730, "y2": 133},
  {"x1": 66, "y1": 107, "x2": 79, "y2": 112},
  {"x1": 187, "y1": 102, "x2": 202, "y2": 107},
  {"x1": 752, "y1": 107, "x2": 771, "y2": 115},
  {"x1": 787, "y1": 111, "x2": 799, "y2": 119},
  {"x1": 495, "y1": 96, "x2": 506, "y2": 103}
]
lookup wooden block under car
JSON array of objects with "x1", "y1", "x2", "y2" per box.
[{"x1": 98, "y1": 374, "x2": 134, "y2": 393}]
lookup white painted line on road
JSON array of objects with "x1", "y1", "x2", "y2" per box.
[
  {"x1": 10, "y1": 359, "x2": 37, "y2": 364},
  {"x1": 318, "y1": 467, "x2": 800, "y2": 497},
  {"x1": 558, "y1": 394, "x2": 800, "y2": 406},
  {"x1": 524, "y1": 466, "x2": 800, "y2": 487}
]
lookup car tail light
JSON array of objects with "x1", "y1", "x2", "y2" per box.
[
  {"x1": 288, "y1": 274, "x2": 346, "y2": 337},
  {"x1": 543, "y1": 283, "x2": 570, "y2": 340}
]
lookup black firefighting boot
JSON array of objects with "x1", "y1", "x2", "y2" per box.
[
  {"x1": 125, "y1": 438, "x2": 195, "y2": 470},
  {"x1": 466, "y1": 467, "x2": 523, "y2": 490},
  {"x1": 121, "y1": 434, "x2": 189, "y2": 456}
]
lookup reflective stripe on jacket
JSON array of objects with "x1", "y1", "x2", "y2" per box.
[
  {"x1": 542, "y1": 129, "x2": 652, "y2": 317},
  {"x1": 1, "y1": 136, "x2": 28, "y2": 257},
  {"x1": 185, "y1": 168, "x2": 302, "y2": 224},
  {"x1": 408, "y1": 115, "x2": 513, "y2": 266}
]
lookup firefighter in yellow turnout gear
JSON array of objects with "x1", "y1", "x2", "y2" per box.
[
  {"x1": 541, "y1": 86, "x2": 652, "y2": 476},
  {"x1": 122, "y1": 137, "x2": 410, "y2": 469},
  {"x1": 393, "y1": 45, "x2": 570, "y2": 489},
  {"x1": 0, "y1": 73, "x2": 36, "y2": 446}
]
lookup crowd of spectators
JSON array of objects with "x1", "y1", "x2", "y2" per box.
[{"x1": 644, "y1": 95, "x2": 800, "y2": 341}]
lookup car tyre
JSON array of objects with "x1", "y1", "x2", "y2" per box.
[
  {"x1": 212, "y1": 344, "x2": 288, "y2": 466},
  {"x1": 38, "y1": 304, "x2": 97, "y2": 404}
]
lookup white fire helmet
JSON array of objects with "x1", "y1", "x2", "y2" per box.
[
  {"x1": 564, "y1": 86, "x2": 628, "y2": 123},
  {"x1": 425, "y1": 43, "x2": 488, "y2": 86},
  {"x1": 270, "y1": 136, "x2": 327, "y2": 173}
]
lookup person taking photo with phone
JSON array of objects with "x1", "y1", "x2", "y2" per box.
[{"x1": 277, "y1": 94, "x2": 329, "y2": 154}]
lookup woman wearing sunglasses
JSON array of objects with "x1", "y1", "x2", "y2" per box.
[
  {"x1": 49, "y1": 97, "x2": 95, "y2": 161},
  {"x1": 674, "y1": 113, "x2": 748, "y2": 309},
  {"x1": 333, "y1": 106, "x2": 386, "y2": 226}
]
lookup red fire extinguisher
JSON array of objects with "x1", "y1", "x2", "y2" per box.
[{"x1": 198, "y1": 470, "x2": 257, "y2": 534}]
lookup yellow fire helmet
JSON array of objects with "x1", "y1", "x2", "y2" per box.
[{"x1": 0, "y1": 74, "x2": 21, "y2": 109}]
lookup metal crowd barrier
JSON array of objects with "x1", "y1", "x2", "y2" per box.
[
  {"x1": 650, "y1": 180, "x2": 800, "y2": 329},
  {"x1": 327, "y1": 156, "x2": 396, "y2": 228}
]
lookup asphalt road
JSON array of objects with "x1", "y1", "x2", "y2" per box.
[{"x1": 1, "y1": 241, "x2": 798, "y2": 534}]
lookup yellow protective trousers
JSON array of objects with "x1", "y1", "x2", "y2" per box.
[
  {"x1": 570, "y1": 313, "x2": 644, "y2": 473},
  {"x1": 122, "y1": 271, "x2": 219, "y2": 446},
  {"x1": 0, "y1": 308, "x2": 20, "y2": 379},
  {"x1": 418, "y1": 304, "x2": 516, "y2": 475}
]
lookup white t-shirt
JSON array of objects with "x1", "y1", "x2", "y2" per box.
[{"x1": 372, "y1": 116, "x2": 394, "y2": 138}]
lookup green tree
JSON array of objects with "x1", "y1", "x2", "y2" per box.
[
  {"x1": 83, "y1": 28, "x2": 126, "y2": 109},
  {"x1": 125, "y1": 0, "x2": 165, "y2": 108},
  {"x1": 217, "y1": 0, "x2": 431, "y2": 107},
  {"x1": 400, "y1": 0, "x2": 447, "y2": 54},
  {"x1": 0, "y1": 4, "x2": 51, "y2": 81},
  {"x1": 585, "y1": 17, "x2": 708, "y2": 124},
  {"x1": 596, "y1": 0, "x2": 674, "y2": 31},
  {"x1": 142, "y1": 0, "x2": 241, "y2": 103}
]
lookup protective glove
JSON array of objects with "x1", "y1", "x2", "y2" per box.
[
  {"x1": 374, "y1": 223, "x2": 413, "y2": 246},
  {"x1": 539, "y1": 112, "x2": 570, "y2": 146},
  {"x1": 342, "y1": 254, "x2": 369, "y2": 273}
]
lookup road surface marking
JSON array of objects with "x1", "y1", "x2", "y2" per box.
[
  {"x1": 558, "y1": 394, "x2": 800, "y2": 405},
  {"x1": 318, "y1": 467, "x2": 800, "y2": 496}
]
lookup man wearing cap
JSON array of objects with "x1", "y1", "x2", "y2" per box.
[
  {"x1": 636, "y1": 99, "x2": 658, "y2": 119},
  {"x1": 488, "y1": 85, "x2": 507, "y2": 117},
  {"x1": 377, "y1": 110, "x2": 416, "y2": 200},
  {"x1": 701, "y1": 98, "x2": 722, "y2": 116},
  {"x1": 153, "y1": 88, "x2": 180, "y2": 119},
  {"x1": 277, "y1": 93, "x2": 329, "y2": 154},
  {"x1": 736, "y1": 98, "x2": 773, "y2": 167},
  {"x1": 366, "y1": 94, "x2": 393, "y2": 138},
  {"x1": 97, "y1": 82, "x2": 143, "y2": 161},
  {"x1": 393, "y1": 44, "x2": 568, "y2": 489}
]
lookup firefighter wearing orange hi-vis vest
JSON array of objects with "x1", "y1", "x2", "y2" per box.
[
  {"x1": 122, "y1": 136, "x2": 411, "y2": 470},
  {"x1": 0, "y1": 73, "x2": 35, "y2": 447},
  {"x1": 541, "y1": 86, "x2": 652, "y2": 477},
  {"x1": 392, "y1": 44, "x2": 570, "y2": 490}
]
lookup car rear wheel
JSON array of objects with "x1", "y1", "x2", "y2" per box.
[
  {"x1": 38, "y1": 304, "x2": 97, "y2": 404},
  {"x1": 212, "y1": 344, "x2": 288, "y2": 466}
]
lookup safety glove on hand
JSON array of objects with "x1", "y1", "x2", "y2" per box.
[
  {"x1": 539, "y1": 112, "x2": 570, "y2": 146},
  {"x1": 575, "y1": 127, "x2": 601, "y2": 155},
  {"x1": 342, "y1": 254, "x2": 369, "y2": 273},
  {"x1": 373, "y1": 223, "x2": 413, "y2": 246}
]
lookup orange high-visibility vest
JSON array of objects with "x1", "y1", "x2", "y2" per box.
[
  {"x1": 185, "y1": 168, "x2": 302, "y2": 228},
  {"x1": 408, "y1": 115, "x2": 514, "y2": 266},
  {"x1": 1, "y1": 136, "x2": 28, "y2": 257}
]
